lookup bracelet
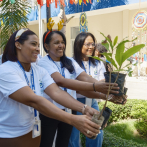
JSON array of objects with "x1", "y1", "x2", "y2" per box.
[
  {"x1": 93, "y1": 83, "x2": 96, "y2": 92},
  {"x1": 82, "y1": 105, "x2": 87, "y2": 114}
]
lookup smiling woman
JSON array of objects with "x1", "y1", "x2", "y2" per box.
[
  {"x1": 37, "y1": 30, "x2": 124, "y2": 147},
  {"x1": 0, "y1": 29, "x2": 102, "y2": 147}
]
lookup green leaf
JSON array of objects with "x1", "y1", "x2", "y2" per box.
[
  {"x1": 122, "y1": 63, "x2": 132, "y2": 69},
  {"x1": 122, "y1": 44, "x2": 145, "y2": 64},
  {"x1": 115, "y1": 42, "x2": 125, "y2": 66},
  {"x1": 105, "y1": 54, "x2": 118, "y2": 69},
  {"x1": 113, "y1": 69, "x2": 124, "y2": 72},
  {"x1": 113, "y1": 36, "x2": 118, "y2": 47},
  {"x1": 128, "y1": 71, "x2": 133, "y2": 77},
  {"x1": 100, "y1": 32, "x2": 113, "y2": 50},
  {"x1": 101, "y1": 42, "x2": 109, "y2": 51},
  {"x1": 89, "y1": 55, "x2": 105, "y2": 62},
  {"x1": 115, "y1": 39, "x2": 142, "y2": 67}
]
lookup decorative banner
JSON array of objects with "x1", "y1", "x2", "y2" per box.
[
  {"x1": 79, "y1": 12, "x2": 88, "y2": 33},
  {"x1": 133, "y1": 10, "x2": 147, "y2": 30}
]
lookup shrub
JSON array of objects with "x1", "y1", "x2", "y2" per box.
[
  {"x1": 102, "y1": 130, "x2": 147, "y2": 147},
  {"x1": 135, "y1": 120, "x2": 147, "y2": 137},
  {"x1": 99, "y1": 99, "x2": 147, "y2": 138},
  {"x1": 98, "y1": 99, "x2": 147, "y2": 123}
]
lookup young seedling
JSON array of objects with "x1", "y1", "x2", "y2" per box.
[{"x1": 90, "y1": 33, "x2": 145, "y2": 138}]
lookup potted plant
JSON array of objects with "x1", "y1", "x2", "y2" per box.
[{"x1": 90, "y1": 32, "x2": 145, "y2": 139}]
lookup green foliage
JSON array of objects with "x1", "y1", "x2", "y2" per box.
[
  {"x1": 0, "y1": 0, "x2": 30, "y2": 49},
  {"x1": 104, "y1": 119, "x2": 147, "y2": 144},
  {"x1": 102, "y1": 130, "x2": 147, "y2": 147},
  {"x1": 91, "y1": 33, "x2": 145, "y2": 76},
  {"x1": 113, "y1": 36, "x2": 118, "y2": 47},
  {"x1": 99, "y1": 99, "x2": 147, "y2": 138},
  {"x1": 135, "y1": 120, "x2": 147, "y2": 137},
  {"x1": 122, "y1": 44, "x2": 145, "y2": 64},
  {"x1": 80, "y1": 133, "x2": 86, "y2": 147},
  {"x1": 99, "y1": 99, "x2": 147, "y2": 123}
]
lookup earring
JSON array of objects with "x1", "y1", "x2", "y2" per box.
[{"x1": 19, "y1": 47, "x2": 21, "y2": 49}]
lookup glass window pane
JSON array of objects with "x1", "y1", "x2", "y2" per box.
[{"x1": 71, "y1": 27, "x2": 80, "y2": 39}]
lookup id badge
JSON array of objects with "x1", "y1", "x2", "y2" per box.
[
  {"x1": 32, "y1": 119, "x2": 41, "y2": 138},
  {"x1": 66, "y1": 108, "x2": 71, "y2": 114}
]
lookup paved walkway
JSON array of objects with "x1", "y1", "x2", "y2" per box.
[
  {"x1": 125, "y1": 76, "x2": 147, "y2": 100},
  {"x1": 126, "y1": 76, "x2": 147, "y2": 100}
]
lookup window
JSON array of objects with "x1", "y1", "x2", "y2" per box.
[{"x1": 71, "y1": 27, "x2": 80, "y2": 57}]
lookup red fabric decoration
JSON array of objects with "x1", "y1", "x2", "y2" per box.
[
  {"x1": 60, "y1": 0, "x2": 65, "y2": 7},
  {"x1": 70, "y1": 0, "x2": 74, "y2": 4},
  {"x1": 46, "y1": 0, "x2": 51, "y2": 7},
  {"x1": 37, "y1": 0, "x2": 43, "y2": 7},
  {"x1": 83, "y1": 0, "x2": 86, "y2": 5},
  {"x1": 55, "y1": 0, "x2": 58, "y2": 8},
  {"x1": 89, "y1": 0, "x2": 92, "y2": 4}
]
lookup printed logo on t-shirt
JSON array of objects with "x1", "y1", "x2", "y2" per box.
[
  {"x1": 39, "y1": 80, "x2": 44, "y2": 94},
  {"x1": 70, "y1": 74, "x2": 75, "y2": 79},
  {"x1": 94, "y1": 70, "x2": 98, "y2": 75}
]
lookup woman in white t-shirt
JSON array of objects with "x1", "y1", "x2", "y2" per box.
[
  {"x1": 0, "y1": 29, "x2": 102, "y2": 147},
  {"x1": 69, "y1": 32, "x2": 126, "y2": 147},
  {"x1": 38, "y1": 31, "x2": 124, "y2": 147}
]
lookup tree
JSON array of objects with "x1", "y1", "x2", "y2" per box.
[
  {"x1": 0, "y1": 0, "x2": 30, "y2": 50},
  {"x1": 58, "y1": 5, "x2": 74, "y2": 35}
]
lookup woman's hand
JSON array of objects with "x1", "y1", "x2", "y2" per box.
[
  {"x1": 108, "y1": 94, "x2": 127, "y2": 105},
  {"x1": 95, "y1": 82, "x2": 119, "y2": 94},
  {"x1": 84, "y1": 105, "x2": 99, "y2": 118},
  {"x1": 71, "y1": 115, "x2": 100, "y2": 138}
]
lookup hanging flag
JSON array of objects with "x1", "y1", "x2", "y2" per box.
[
  {"x1": 46, "y1": 0, "x2": 51, "y2": 7},
  {"x1": 79, "y1": 0, "x2": 82, "y2": 5},
  {"x1": 37, "y1": 0, "x2": 43, "y2": 7},
  {"x1": 55, "y1": 0, "x2": 58, "y2": 8},
  {"x1": 70, "y1": 0, "x2": 74, "y2": 4},
  {"x1": 60, "y1": 0, "x2": 65, "y2": 7}
]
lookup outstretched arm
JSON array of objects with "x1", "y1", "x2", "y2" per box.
[
  {"x1": 51, "y1": 72, "x2": 119, "y2": 95},
  {"x1": 78, "y1": 91, "x2": 125, "y2": 104},
  {"x1": 9, "y1": 86, "x2": 100, "y2": 138}
]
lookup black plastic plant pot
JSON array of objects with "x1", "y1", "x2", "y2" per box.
[{"x1": 104, "y1": 72, "x2": 126, "y2": 96}]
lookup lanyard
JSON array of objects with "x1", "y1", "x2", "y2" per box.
[
  {"x1": 47, "y1": 55, "x2": 67, "y2": 92},
  {"x1": 82, "y1": 59, "x2": 91, "y2": 75},
  {"x1": 17, "y1": 61, "x2": 37, "y2": 118}
]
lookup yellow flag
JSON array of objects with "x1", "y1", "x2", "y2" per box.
[{"x1": 79, "y1": 0, "x2": 82, "y2": 5}]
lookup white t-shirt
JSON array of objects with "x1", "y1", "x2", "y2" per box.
[
  {"x1": 0, "y1": 61, "x2": 54, "y2": 138},
  {"x1": 36, "y1": 54, "x2": 42, "y2": 64},
  {"x1": 0, "y1": 54, "x2": 2, "y2": 65},
  {"x1": 38, "y1": 55, "x2": 84, "y2": 110},
  {"x1": 77, "y1": 60, "x2": 106, "y2": 98}
]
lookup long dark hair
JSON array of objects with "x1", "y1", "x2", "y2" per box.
[
  {"x1": 43, "y1": 31, "x2": 75, "y2": 74},
  {"x1": 2, "y1": 30, "x2": 36, "y2": 63},
  {"x1": 73, "y1": 32, "x2": 96, "y2": 68}
]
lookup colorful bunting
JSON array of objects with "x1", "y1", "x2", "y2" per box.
[{"x1": 37, "y1": 0, "x2": 43, "y2": 7}]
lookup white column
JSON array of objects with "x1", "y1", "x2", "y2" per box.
[{"x1": 38, "y1": 5, "x2": 43, "y2": 56}]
